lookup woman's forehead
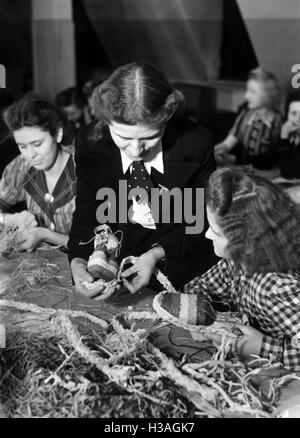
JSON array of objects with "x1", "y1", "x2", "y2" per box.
[
  {"x1": 289, "y1": 101, "x2": 300, "y2": 112},
  {"x1": 247, "y1": 79, "x2": 263, "y2": 92},
  {"x1": 13, "y1": 126, "x2": 48, "y2": 143},
  {"x1": 109, "y1": 121, "x2": 162, "y2": 138}
]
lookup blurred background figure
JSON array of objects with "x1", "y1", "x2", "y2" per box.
[
  {"x1": 55, "y1": 86, "x2": 90, "y2": 142},
  {"x1": 81, "y1": 68, "x2": 112, "y2": 121},
  {"x1": 278, "y1": 92, "x2": 300, "y2": 179},
  {"x1": 214, "y1": 68, "x2": 282, "y2": 170}
]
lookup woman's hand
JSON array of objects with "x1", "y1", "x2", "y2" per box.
[
  {"x1": 4, "y1": 211, "x2": 37, "y2": 232},
  {"x1": 214, "y1": 142, "x2": 229, "y2": 156},
  {"x1": 281, "y1": 120, "x2": 300, "y2": 139},
  {"x1": 120, "y1": 249, "x2": 161, "y2": 293},
  {"x1": 16, "y1": 227, "x2": 45, "y2": 252},
  {"x1": 214, "y1": 143, "x2": 236, "y2": 166},
  {"x1": 202, "y1": 324, "x2": 263, "y2": 356},
  {"x1": 70, "y1": 258, "x2": 101, "y2": 298}
]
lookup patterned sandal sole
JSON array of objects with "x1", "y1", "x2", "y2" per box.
[{"x1": 153, "y1": 291, "x2": 240, "y2": 338}]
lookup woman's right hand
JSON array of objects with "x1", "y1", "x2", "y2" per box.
[
  {"x1": 4, "y1": 211, "x2": 38, "y2": 232},
  {"x1": 70, "y1": 258, "x2": 102, "y2": 297},
  {"x1": 214, "y1": 142, "x2": 229, "y2": 156},
  {"x1": 281, "y1": 120, "x2": 300, "y2": 139}
]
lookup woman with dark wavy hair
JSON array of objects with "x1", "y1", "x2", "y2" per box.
[
  {"x1": 68, "y1": 62, "x2": 217, "y2": 296},
  {"x1": 0, "y1": 94, "x2": 76, "y2": 251},
  {"x1": 157, "y1": 167, "x2": 300, "y2": 371}
]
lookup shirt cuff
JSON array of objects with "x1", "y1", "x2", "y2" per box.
[
  {"x1": 150, "y1": 242, "x2": 166, "y2": 262},
  {"x1": 259, "y1": 334, "x2": 283, "y2": 363}
]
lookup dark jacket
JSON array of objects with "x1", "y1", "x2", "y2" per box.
[
  {"x1": 278, "y1": 137, "x2": 300, "y2": 179},
  {"x1": 68, "y1": 122, "x2": 217, "y2": 288}
]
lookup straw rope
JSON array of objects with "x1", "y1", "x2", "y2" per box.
[{"x1": 1, "y1": 298, "x2": 299, "y2": 417}]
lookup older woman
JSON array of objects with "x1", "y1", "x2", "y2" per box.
[{"x1": 0, "y1": 95, "x2": 76, "y2": 251}]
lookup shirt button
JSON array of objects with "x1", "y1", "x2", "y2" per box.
[{"x1": 44, "y1": 193, "x2": 54, "y2": 203}]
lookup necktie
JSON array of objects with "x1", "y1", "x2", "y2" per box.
[
  {"x1": 247, "y1": 120, "x2": 263, "y2": 156},
  {"x1": 127, "y1": 161, "x2": 155, "y2": 202}
]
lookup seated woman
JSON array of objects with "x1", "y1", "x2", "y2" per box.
[
  {"x1": 157, "y1": 167, "x2": 300, "y2": 371},
  {"x1": 56, "y1": 87, "x2": 90, "y2": 142},
  {"x1": 278, "y1": 91, "x2": 300, "y2": 179},
  {"x1": 0, "y1": 95, "x2": 76, "y2": 251},
  {"x1": 68, "y1": 62, "x2": 217, "y2": 297},
  {"x1": 214, "y1": 68, "x2": 282, "y2": 170}
]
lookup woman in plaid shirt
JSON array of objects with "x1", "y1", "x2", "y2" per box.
[{"x1": 162, "y1": 167, "x2": 300, "y2": 370}]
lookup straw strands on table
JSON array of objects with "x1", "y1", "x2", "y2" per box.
[
  {"x1": 4, "y1": 256, "x2": 63, "y2": 296},
  {"x1": 0, "y1": 226, "x2": 19, "y2": 257},
  {"x1": 0, "y1": 299, "x2": 298, "y2": 418}
]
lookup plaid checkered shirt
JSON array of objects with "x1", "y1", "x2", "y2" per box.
[{"x1": 184, "y1": 259, "x2": 300, "y2": 371}]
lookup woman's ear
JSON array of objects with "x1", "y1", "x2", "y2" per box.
[{"x1": 56, "y1": 127, "x2": 63, "y2": 143}]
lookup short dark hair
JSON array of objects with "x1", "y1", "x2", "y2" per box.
[
  {"x1": 56, "y1": 87, "x2": 86, "y2": 109},
  {"x1": 91, "y1": 62, "x2": 184, "y2": 139},
  {"x1": 3, "y1": 93, "x2": 65, "y2": 140},
  {"x1": 206, "y1": 167, "x2": 300, "y2": 273},
  {"x1": 284, "y1": 91, "x2": 300, "y2": 119}
]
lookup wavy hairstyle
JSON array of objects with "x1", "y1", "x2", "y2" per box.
[
  {"x1": 3, "y1": 93, "x2": 68, "y2": 144},
  {"x1": 206, "y1": 167, "x2": 300, "y2": 273},
  {"x1": 248, "y1": 67, "x2": 281, "y2": 110},
  {"x1": 90, "y1": 62, "x2": 184, "y2": 140}
]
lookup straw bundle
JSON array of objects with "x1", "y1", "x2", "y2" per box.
[{"x1": 0, "y1": 299, "x2": 298, "y2": 418}]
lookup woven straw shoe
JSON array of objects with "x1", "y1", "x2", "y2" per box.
[
  {"x1": 153, "y1": 290, "x2": 243, "y2": 338},
  {"x1": 87, "y1": 250, "x2": 119, "y2": 281},
  {"x1": 153, "y1": 291, "x2": 216, "y2": 327}
]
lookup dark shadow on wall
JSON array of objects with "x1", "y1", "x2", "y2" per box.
[
  {"x1": 0, "y1": 0, "x2": 32, "y2": 98},
  {"x1": 219, "y1": 0, "x2": 258, "y2": 80},
  {"x1": 73, "y1": 0, "x2": 113, "y2": 86}
]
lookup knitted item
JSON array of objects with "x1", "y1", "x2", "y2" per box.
[
  {"x1": 153, "y1": 291, "x2": 216, "y2": 327},
  {"x1": 86, "y1": 225, "x2": 122, "y2": 281}
]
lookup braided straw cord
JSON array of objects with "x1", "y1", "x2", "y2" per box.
[
  {"x1": 0, "y1": 299, "x2": 109, "y2": 329},
  {"x1": 0, "y1": 299, "x2": 147, "y2": 384},
  {"x1": 148, "y1": 343, "x2": 220, "y2": 416},
  {"x1": 155, "y1": 268, "x2": 178, "y2": 294}
]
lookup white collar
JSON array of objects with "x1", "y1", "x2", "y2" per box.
[
  {"x1": 246, "y1": 108, "x2": 276, "y2": 129},
  {"x1": 120, "y1": 145, "x2": 164, "y2": 175}
]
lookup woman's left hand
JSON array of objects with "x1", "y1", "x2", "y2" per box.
[
  {"x1": 120, "y1": 251, "x2": 157, "y2": 293},
  {"x1": 205, "y1": 324, "x2": 263, "y2": 356},
  {"x1": 16, "y1": 227, "x2": 45, "y2": 252}
]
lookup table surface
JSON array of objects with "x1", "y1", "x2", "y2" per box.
[{"x1": 0, "y1": 247, "x2": 300, "y2": 417}]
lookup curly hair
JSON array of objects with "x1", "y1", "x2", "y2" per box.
[
  {"x1": 248, "y1": 67, "x2": 281, "y2": 110},
  {"x1": 206, "y1": 167, "x2": 300, "y2": 273},
  {"x1": 90, "y1": 62, "x2": 184, "y2": 140},
  {"x1": 3, "y1": 93, "x2": 68, "y2": 143}
]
